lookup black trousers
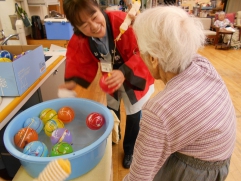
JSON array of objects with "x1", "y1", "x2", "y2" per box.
[{"x1": 108, "y1": 106, "x2": 141, "y2": 155}]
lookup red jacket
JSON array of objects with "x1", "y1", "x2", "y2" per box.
[{"x1": 65, "y1": 11, "x2": 154, "y2": 104}]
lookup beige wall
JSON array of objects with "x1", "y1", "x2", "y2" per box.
[
  {"x1": 0, "y1": 0, "x2": 17, "y2": 35},
  {"x1": 0, "y1": 0, "x2": 48, "y2": 36}
]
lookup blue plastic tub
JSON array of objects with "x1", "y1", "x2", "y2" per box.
[
  {"x1": 44, "y1": 18, "x2": 73, "y2": 40},
  {"x1": 4, "y1": 98, "x2": 113, "y2": 180}
]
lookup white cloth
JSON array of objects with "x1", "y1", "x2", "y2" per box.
[
  {"x1": 225, "y1": 27, "x2": 235, "y2": 32},
  {"x1": 58, "y1": 89, "x2": 77, "y2": 98},
  {"x1": 110, "y1": 110, "x2": 120, "y2": 144}
]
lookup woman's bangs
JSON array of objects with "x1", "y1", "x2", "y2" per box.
[{"x1": 73, "y1": 5, "x2": 97, "y2": 26}]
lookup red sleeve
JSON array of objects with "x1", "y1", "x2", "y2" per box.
[
  {"x1": 107, "y1": 11, "x2": 154, "y2": 91},
  {"x1": 65, "y1": 34, "x2": 99, "y2": 88}
]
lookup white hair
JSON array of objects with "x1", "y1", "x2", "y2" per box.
[
  {"x1": 133, "y1": 6, "x2": 205, "y2": 73},
  {"x1": 218, "y1": 11, "x2": 226, "y2": 16}
]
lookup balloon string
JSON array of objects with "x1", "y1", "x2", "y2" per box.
[{"x1": 19, "y1": 119, "x2": 34, "y2": 148}]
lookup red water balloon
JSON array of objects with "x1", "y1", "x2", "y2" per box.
[
  {"x1": 86, "y1": 112, "x2": 105, "y2": 130},
  {"x1": 99, "y1": 73, "x2": 116, "y2": 94}
]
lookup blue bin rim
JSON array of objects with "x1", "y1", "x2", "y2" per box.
[{"x1": 3, "y1": 98, "x2": 114, "y2": 162}]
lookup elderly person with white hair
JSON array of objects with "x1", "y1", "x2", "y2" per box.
[
  {"x1": 214, "y1": 11, "x2": 233, "y2": 29},
  {"x1": 214, "y1": 11, "x2": 240, "y2": 47},
  {"x1": 123, "y1": 6, "x2": 236, "y2": 181}
]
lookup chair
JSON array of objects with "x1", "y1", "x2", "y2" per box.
[
  {"x1": 195, "y1": 17, "x2": 217, "y2": 44},
  {"x1": 235, "y1": 11, "x2": 241, "y2": 41},
  {"x1": 236, "y1": 11, "x2": 241, "y2": 26},
  {"x1": 214, "y1": 28, "x2": 234, "y2": 49}
]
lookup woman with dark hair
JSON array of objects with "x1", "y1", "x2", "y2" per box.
[{"x1": 60, "y1": 0, "x2": 154, "y2": 169}]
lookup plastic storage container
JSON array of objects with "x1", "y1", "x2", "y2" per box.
[
  {"x1": 4, "y1": 98, "x2": 113, "y2": 180},
  {"x1": 44, "y1": 18, "x2": 73, "y2": 40}
]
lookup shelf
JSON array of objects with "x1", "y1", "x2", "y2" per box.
[
  {"x1": 28, "y1": 2, "x2": 60, "y2": 6},
  {"x1": 26, "y1": 36, "x2": 69, "y2": 49},
  {"x1": 201, "y1": 6, "x2": 213, "y2": 10}
]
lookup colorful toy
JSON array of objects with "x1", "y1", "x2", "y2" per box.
[
  {"x1": 99, "y1": 73, "x2": 117, "y2": 94},
  {"x1": 51, "y1": 128, "x2": 72, "y2": 145},
  {"x1": 51, "y1": 117, "x2": 65, "y2": 128},
  {"x1": 0, "y1": 50, "x2": 13, "y2": 60},
  {"x1": 115, "y1": 0, "x2": 141, "y2": 41},
  {"x1": 57, "y1": 106, "x2": 75, "y2": 123},
  {"x1": 0, "y1": 57, "x2": 12, "y2": 62},
  {"x1": 39, "y1": 108, "x2": 57, "y2": 125},
  {"x1": 50, "y1": 142, "x2": 73, "y2": 157},
  {"x1": 33, "y1": 158, "x2": 71, "y2": 181},
  {"x1": 13, "y1": 54, "x2": 22, "y2": 61},
  {"x1": 44, "y1": 119, "x2": 64, "y2": 137},
  {"x1": 23, "y1": 141, "x2": 48, "y2": 157},
  {"x1": 13, "y1": 52, "x2": 25, "y2": 61},
  {"x1": 86, "y1": 112, "x2": 105, "y2": 130},
  {"x1": 23, "y1": 117, "x2": 44, "y2": 134},
  {"x1": 14, "y1": 127, "x2": 38, "y2": 149},
  {"x1": 25, "y1": 50, "x2": 32, "y2": 54}
]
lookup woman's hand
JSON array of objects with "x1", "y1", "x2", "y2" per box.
[
  {"x1": 58, "y1": 81, "x2": 77, "y2": 98},
  {"x1": 105, "y1": 70, "x2": 125, "y2": 91},
  {"x1": 59, "y1": 81, "x2": 77, "y2": 90}
]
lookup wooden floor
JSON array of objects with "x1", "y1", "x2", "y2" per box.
[{"x1": 74, "y1": 45, "x2": 241, "y2": 181}]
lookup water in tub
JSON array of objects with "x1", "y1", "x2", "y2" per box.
[{"x1": 37, "y1": 111, "x2": 106, "y2": 153}]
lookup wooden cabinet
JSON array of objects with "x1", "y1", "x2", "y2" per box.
[
  {"x1": 26, "y1": 37, "x2": 69, "y2": 49},
  {"x1": 49, "y1": 0, "x2": 64, "y2": 15},
  {"x1": 40, "y1": 60, "x2": 65, "y2": 101}
]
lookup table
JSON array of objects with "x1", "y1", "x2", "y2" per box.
[
  {"x1": 215, "y1": 29, "x2": 234, "y2": 50},
  {"x1": 13, "y1": 135, "x2": 113, "y2": 181}
]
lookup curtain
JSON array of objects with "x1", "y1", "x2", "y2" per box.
[{"x1": 226, "y1": 0, "x2": 241, "y2": 13}]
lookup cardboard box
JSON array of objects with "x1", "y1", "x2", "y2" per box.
[
  {"x1": 0, "y1": 45, "x2": 46, "y2": 96},
  {"x1": 44, "y1": 18, "x2": 74, "y2": 40}
]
